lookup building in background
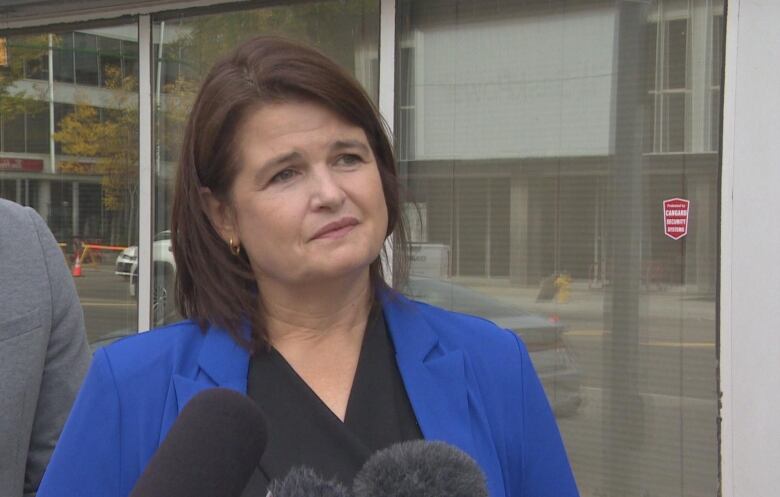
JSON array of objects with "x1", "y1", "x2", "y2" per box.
[
  {"x1": 0, "y1": 27, "x2": 140, "y2": 244},
  {"x1": 398, "y1": 0, "x2": 719, "y2": 294}
]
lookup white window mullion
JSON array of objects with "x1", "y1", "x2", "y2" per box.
[
  {"x1": 379, "y1": 0, "x2": 396, "y2": 285},
  {"x1": 138, "y1": 14, "x2": 153, "y2": 332}
]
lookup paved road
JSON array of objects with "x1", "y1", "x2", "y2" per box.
[
  {"x1": 470, "y1": 282, "x2": 718, "y2": 497},
  {"x1": 559, "y1": 386, "x2": 717, "y2": 497},
  {"x1": 72, "y1": 264, "x2": 137, "y2": 343}
]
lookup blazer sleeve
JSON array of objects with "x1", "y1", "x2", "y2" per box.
[
  {"x1": 509, "y1": 332, "x2": 579, "y2": 497},
  {"x1": 37, "y1": 348, "x2": 122, "y2": 497},
  {"x1": 25, "y1": 208, "x2": 90, "y2": 496}
]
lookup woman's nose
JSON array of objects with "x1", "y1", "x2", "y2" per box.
[{"x1": 310, "y1": 168, "x2": 346, "y2": 210}]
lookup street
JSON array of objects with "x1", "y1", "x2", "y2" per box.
[
  {"x1": 468, "y1": 280, "x2": 718, "y2": 497},
  {"x1": 73, "y1": 263, "x2": 137, "y2": 343}
]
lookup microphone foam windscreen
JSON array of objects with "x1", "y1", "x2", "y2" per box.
[
  {"x1": 353, "y1": 440, "x2": 488, "y2": 497},
  {"x1": 129, "y1": 387, "x2": 268, "y2": 497},
  {"x1": 269, "y1": 466, "x2": 351, "y2": 497}
]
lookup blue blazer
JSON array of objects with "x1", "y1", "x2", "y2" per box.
[{"x1": 38, "y1": 293, "x2": 579, "y2": 497}]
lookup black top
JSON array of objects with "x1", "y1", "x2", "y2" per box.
[{"x1": 240, "y1": 307, "x2": 422, "y2": 496}]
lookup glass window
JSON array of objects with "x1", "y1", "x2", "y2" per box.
[
  {"x1": 397, "y1": 46, "x2": 415, "y2": 161},
  {"x1": 53, "y1": 32, "x2": 75, "y2": 83},
  {"x1": 2, "y1": 113, "x2": 25, "y2": 152},
  {"x1": 121, "y1": 40, "x2": 139, "y2": 82},
  {"x1": 0, "y1": 22, "x2": 140, "y2": 349},
  {"x1": 74, "y1": 32, "x2": 99, "y2": 86},
  {"x1": 662, "y1": 91, "x2": 686, "y2": 152},
  {"x1": 1, "y1": 34, "x2": 48, "y2": 81},
  {"x1": 0, "y1": 178, "x2": 16, "y2": 202},
  {"x1": 26, "y1": 108, "x2": 48, "y2": 153},
  {"x1": 646, "y1": 7, "x2": 697, "y2": 154},
  {"x1": 53, "y1": 102, "x2": 74, "y2": 154},
  {"x1": 159, "y1": 43, "x2": 181, "y2": 89},
  {"x1": 24, "y1": 52, "x2": 48, "y2": 80},
  {"x1": 664, "y1": 19, "x2": 688, "y2": 90},
  {"x1": 98, "y1": 36, "x2": 122, "y2": 88},
  {"x1": 396, "y1": 1, "x2": 721, "y2": 496},
  {"x1": 150, "y1": 0, "x2": 380, "y2": 326}
]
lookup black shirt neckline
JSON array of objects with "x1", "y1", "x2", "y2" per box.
[{"x1": 241, "y1": 306, "x2": 422, "y2": 496}]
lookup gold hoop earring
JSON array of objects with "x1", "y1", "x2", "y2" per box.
[{"x1": 228, "y1": 237, "x2": 241, "y2": 256}]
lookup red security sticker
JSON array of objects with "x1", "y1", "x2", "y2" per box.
[{"x1": 663, "y1": 198, "x2": 690, "y2": 240}]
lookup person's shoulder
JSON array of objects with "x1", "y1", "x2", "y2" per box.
[
  {"x1": 0, "y1": 199, "x2": 57, "y2": 257},
  {"x1": 97, "y1": 320, "x2": 206, "y2": 382},
  {"x1": 0, "y1": 197, "x2": 28, "y2": 215},
  {"x1": 0, "y1": 198, "x2": 38, "y2": 231},
  {"x1": 400, "y1": 296, "x2": 523, "y2": 357},
  {"x1": 397, "y1": 297, "x2": 529, "y2": 403}
]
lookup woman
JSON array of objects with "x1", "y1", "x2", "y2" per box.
[{"x1": 38, "y1": 37, "x2": 578, "y2": 497}]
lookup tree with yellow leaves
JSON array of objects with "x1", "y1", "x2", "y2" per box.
[
  {"x1": 54, "y1": 66, "x2": 139, "y2": 245},
  {"x1": 0, "y1": 34, "x2": 52, "y2": 120}
]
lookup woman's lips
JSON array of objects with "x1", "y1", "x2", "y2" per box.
[
  {"x1": 316, "y1": 224, "x2": 356, "y2": 239},
  {"x1": 311, "y1": 217, "x2": 359, "y2": 240}
]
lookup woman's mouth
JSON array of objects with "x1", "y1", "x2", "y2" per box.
[{"x1": 311, "y1": 217, "x2": 359, "y2": 240}]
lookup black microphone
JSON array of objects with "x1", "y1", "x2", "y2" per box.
[
  {"x1": 352, "y1": 440, "x2": 488, "y2": 497},
  {"x1": 129, "y1": 387, "x2": 268, "y2": 497},
  {"x1": 268, "y1": 466, "x2": 351, "y2": 497}
]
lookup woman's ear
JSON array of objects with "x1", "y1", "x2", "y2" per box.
[{"x1": 200, "y1": 187, "x2": 238, "y2": 243}]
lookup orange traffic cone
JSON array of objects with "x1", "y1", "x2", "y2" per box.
[{"x1": 72, "y1": 254, "x2": 83, "y2": 277}]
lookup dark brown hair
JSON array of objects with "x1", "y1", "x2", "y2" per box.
[{"x1": 171, "y1": 36, "x2": 408, "y2": 351}]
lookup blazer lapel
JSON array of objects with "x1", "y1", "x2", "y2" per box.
[
  {"x1": 381, "y1": 293, "x2": 477, "y2": 459},
  {"x1": 160, "y1": 325, "x2": 250, "y2": 445}
]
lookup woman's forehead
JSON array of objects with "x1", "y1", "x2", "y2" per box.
[{"x1": 238, "y1": 101, "x2": 370, "y2": 153}]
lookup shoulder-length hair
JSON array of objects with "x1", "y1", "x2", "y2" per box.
[{"x1": 171, "y1": 36, "x2": 408, "y2": 351}]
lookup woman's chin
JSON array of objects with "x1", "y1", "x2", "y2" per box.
[{"x1": 293, "y1": 258, "x2": 375, "y2": 286}]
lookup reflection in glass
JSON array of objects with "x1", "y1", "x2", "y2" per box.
[
  {"x1": 53, "y1": 32, "x2": 75, "y2": 83},
  {"x1": 0, "y1": 24, "x2": 139, "y2": 346},
  {"x1": 663, "y1": 92, "x2": 686, "y2": 152},
  {"x1": 74, "y1": 32, "x2": 99, "y2": 86},
  {"x1": 664, "y1": 19, "x2": 687, "y2": 90},
  {"x1": 396, "y1": 0, "x2": 721, "y2": 496}
]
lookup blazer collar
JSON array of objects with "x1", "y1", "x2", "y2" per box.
[
  {"x1": 169, "y1": 297, "x2": 477, "y2": 461},
  {"x1": 172, "y1": 323, "x2": 250, "y2": 415},
  {"x1": 380, "y1": 291, "x2": 477, "y2": 460},
  {"x1": 197, "y1": 322, "x2": 251, "y2": 387}
]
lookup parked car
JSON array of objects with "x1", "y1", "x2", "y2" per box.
[
  {"x1": 124, "y1": 230, "x2": 178, "y2": 326},
  {"x1": 115, "y1": 230, "x2": 172, "y2": 278},
  {"x1": 114, "y1": 246, "x2": 137, "y2": 277},
  {"x1": 404, "y1": 276, "x2": 583, "y2": 416}
]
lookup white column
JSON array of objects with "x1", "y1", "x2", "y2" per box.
[
  {"x1": 48, "y1": 33, "x2": 56, "y2": 173},
  {"x1": 138, "y1": 15, "x2": 153, "y2": 332},
  {"x1": 720, "y1": 0, "x2": 780, "y2": 495},
  {"x1": 379, "y1": 0, "x2": 396, "y2": 284},
  {"x1": 37, "y1": 180, "x2": 50, "y2": 223},
  {"x1": 509, "y1": 168, "x2": 530, "y2": 285},
  {"x1": 688, "y1": 0, "x2": 710, "y2": 152}
]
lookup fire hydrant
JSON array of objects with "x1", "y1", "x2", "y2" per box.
[{"x1": 554, "y1": 273, "x2": 571, "y2": 304}]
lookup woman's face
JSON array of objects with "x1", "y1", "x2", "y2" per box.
[{"x1": 212, "y1": 100, "x2": 388, "y2": 288}]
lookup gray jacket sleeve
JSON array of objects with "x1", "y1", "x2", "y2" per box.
[{"x1": 23, "y1": 209, "x2": 90, "y2": 496}]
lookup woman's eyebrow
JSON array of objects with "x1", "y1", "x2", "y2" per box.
[
  {"x1": 255, "y1": 151, "x2": 302, "y2": 182},
  {"x1": 330, "y1": 139, "x2": 370, "y2": 154}
]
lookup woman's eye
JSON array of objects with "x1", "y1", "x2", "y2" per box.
[
  {"x1": 270, "y1": 168, "x2": 297, "y2": 184},
  {"x1": 336, "y1": 154, "x2": 365, "y2": 167}
]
